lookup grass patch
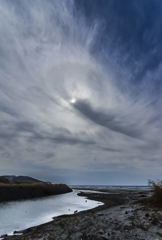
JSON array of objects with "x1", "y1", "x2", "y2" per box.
[
  {"x1": 13, "y1": 180, "x2": 37, "y2": 184},
  {"x1": 139, "y1": 179, "x2": 162, "y2": 207},
  {"x1": 147, "y1": 179, "x2": 162, "y2": 204}
]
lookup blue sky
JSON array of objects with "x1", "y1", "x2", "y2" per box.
[{"x1": 0, "y1": 0, "x2": 161, "y2": 185}]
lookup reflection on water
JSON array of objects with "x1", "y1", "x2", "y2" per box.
[{"x1": 0, "y1": 190, "x2": 103, "y2": 236}]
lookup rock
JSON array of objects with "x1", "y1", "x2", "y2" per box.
[
  {"x1": 137, "y1": 223, "x2": 148, "y2": 230},
  {"x1": 82, "y1": 234, "x2": 102, "y2": 240},
  {"x1": 124, "y1": 223, "x2": 134, "y2": 230},
  {"x1": 0, "y1": 234, "x2": 7, "y2": 237},
  {"x1": 131, "y1": 196, "x2": 138, "y2": 200},
  {"x1": 71, "y1": 232, "x2": 83, "y2": 239},
  {"x1": 139, "y1": 194, "x2": 147, "y2": 198},
  {"x1": 98, "y1": 229, "x2": 104, "y2": 234},
  {"x1": 101, "y1": 234, "x2": 109, "y2": 239},
  {"x1": 145, "y1": 213, "x2": 149, "y2": 217},
  {"x1": 157, "y1": 232, "x2": 162, "y2": 237},
  {"x1": 152, "y1": 217, "x2": 159, "y2": 225}
]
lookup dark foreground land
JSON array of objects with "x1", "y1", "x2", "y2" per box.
[
  {"x1": 2, "y1": 187, "x2": 162, "y2": 240},
  {"x1": 0, "y1": 176, "x2": 72, "y2": 202},
  {"x1": 0, "y1": 183, "x2": 72, "y2": 202}
]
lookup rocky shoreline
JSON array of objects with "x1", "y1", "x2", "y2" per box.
[{"x1": 2, "y1": 187, "x2": 162, "y2": 240}]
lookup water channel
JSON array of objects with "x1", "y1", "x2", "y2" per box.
[{"x1": 0, "y1": 190, "x2": 103, "y2": 236}]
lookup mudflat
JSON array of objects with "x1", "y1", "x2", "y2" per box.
[{"x1": 2, "y1": 187, "x2": 162, "y2": 240}]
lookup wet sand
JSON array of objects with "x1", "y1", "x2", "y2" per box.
[{"x1": 2, "y1": 187, "x2": 162, "y2": 240}]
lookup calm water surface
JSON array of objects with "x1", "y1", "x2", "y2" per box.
[
  {"x1": 0, "y1": 190, "x2": 102, "y2": 236},
  {"x1": 70, "y1": 185, "x2": 150, "y2": 190}
]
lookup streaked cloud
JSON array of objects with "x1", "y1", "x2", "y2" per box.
[{"x1": 0, "y1": 0, "x2": 161, "y2": 184}]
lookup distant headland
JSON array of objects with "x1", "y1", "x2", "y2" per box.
[{"x1": 0, "y1": 175, "x2": 72, "y2": 202}]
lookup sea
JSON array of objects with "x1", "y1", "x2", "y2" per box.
[
  {"x1": 0, "y1": 185, "x2": 150, "y2": 237},
  {"x1": 70, "y1": 185, "x2": 150, "y2": 190}
]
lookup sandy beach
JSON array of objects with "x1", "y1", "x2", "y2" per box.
[{"x1": 2, "y1": 187, "x2": 162, "y2": 240}]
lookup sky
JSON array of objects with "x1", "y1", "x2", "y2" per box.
[{"x1": 0, "y1": 0, "x2": 162, "y2": 185}]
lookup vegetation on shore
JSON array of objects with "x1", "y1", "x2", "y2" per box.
[
  {"x1": 146, "y1": 179, "x2": 162, "y2": 205},
  {"x1": 0, "y1": 176, "x2": 72, "y2": 202},
  {"x1": 138, "y1": 179, "x2": 162, "y2": 207},
  {"x1": 0, "y1": 175, "x2": 42, "y2": 184}
]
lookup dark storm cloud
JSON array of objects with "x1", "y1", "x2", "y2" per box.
[
  {"x1": 33, "y1": 131, "x2": 95, "y2": 146},
  {"x1": 0, "y1": 117, "x2": 95, "y2": 155},
  {"x1": 73, "y1": 100, "x2": 142, "y2": 139},
  {"x1": 1, "y1": 120, "x2": 95, "y2": 146},
  {"x1": 99, "y1": 147, "x2": 121, "y2": 153},
  {"x1": 0, "y1": 106, "x2": 18, "y2": 118},
  {"x1": 0, "y1": 121, "x2": 37, "y2": 141},
  {"x1": 14, "y1": 121, "x2": 37, "y2": 133}
]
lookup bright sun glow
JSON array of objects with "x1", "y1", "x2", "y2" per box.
[{"x1": 70, "y1": 98, "x2": 76, "y2": 103}]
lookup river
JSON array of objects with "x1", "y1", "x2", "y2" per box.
[{"x1": 0, "y1": 190, "x2": 102, "y2": 236}]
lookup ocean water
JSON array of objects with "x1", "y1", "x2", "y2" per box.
[
  {"x1": 0, "y1": 190, "x2": 103, "y2": 236},
  {"x1": 70, "y1": 185, "x2": 150, "y2": 190}
]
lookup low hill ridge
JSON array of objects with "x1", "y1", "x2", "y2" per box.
[
  {"x1": 0, "y1": 176, "x2": 72, "y2": 202},
  {"x1": 1, "y1": 175, "x2": 43, "y2": 183}
]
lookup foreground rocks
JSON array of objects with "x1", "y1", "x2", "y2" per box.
[{"x1": 3, "y1": 188, "x2": 162, "y2": 240}]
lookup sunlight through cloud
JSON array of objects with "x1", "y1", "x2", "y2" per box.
[{"x1": 70, "y1": 98, "x2": 76, "y2": 104}]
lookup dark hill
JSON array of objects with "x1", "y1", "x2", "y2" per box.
[
  {"x1": 0, "y1": 176, "x2": 72, "y2": 202},
  {"x1": 12, "y1": 175, "x2": 43, "y2": 182},
  {"x1": 1, "y1": 175, "x2": 43, "y2": 183}
]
